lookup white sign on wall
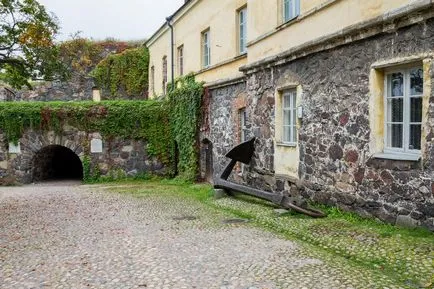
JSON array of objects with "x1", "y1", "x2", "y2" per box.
[
  {"x1": 8, "y1": 142, "x2": 21, "y2": 154},
  {"x1": 90, "y1": 139, "x2": 103, "y2": 153}
]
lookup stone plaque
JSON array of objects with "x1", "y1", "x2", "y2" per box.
[
  {"x1": 91, "y1": 139, "x2": 103, "y2": 153},
  {"x1": 8, "y1": 142, "x2": 21, "y2": 154}
]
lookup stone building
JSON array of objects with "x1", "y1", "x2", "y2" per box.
[{"x1": 147, "y1": 0, "x2": 434, "y2": 230}]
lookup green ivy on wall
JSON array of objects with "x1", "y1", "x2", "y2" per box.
[
  {"x1": 91, "y1": 47, "x2": 149, "y2": 99},
  {"x1": 168, "y1": 74, "x2": 204, "y2": 180},
  {"x1": 0, "y1": 76, "x2": 204, "y2": 182},
  {"x1": 0, "y1": 100, "x2": 173, "y2": 167}
]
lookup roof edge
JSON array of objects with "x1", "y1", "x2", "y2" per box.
[{"x1": 145, "y1": 0, "x2": 197, "y2": 47}]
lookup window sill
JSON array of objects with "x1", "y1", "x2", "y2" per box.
[
  {"x1": 276, "y1": 142, "x2": 297, "y2": 148},
  {"x1": 277, "y1": 16, "x2": 299, "y2": 30},
  {"x1": 373, "y1": 153, "x2": 421, "y2": 162}
]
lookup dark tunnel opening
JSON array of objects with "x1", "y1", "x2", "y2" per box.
[{"x1": 32, "y1": 145, "x2": 83, "y2": 182}]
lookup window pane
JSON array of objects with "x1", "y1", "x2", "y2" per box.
[
  {"x1": 240, "y1": 17, "x2": 246, "y2": 53},
  {"x1": 283, "y1": 125, "x2": 290, "y2": 142},
  {"x1": 203, "y1": 31, "x2": 210, "y2": 67},
  {"x1": 387, "y1": 98, "x2": 403, "y2": 122},
  {"x1": 389, "y1": 73, "x2": 403, "y2": 97},
  {"x1": 409, "y1": 124, "x2": 422, "y2": 150},
  {"x1": 284, "y1": 0, "x2": 292, "y2": 21},
  {"x1": 387, "y1": 124, "x2": 403, "y2": 148},
  {"x1": 410, "y1": 97, "x2": 422, "y2": 122},
  {"x1": 295, "y1": 0, "x2": 300, "y2": 16},
  {"x1": 410, "y1": 68, "x2": 423, "y2": 95},
  {"x1": 283, "y1": 110, "x2": 291, "y2": 126},
  {"x1": 292, "y1": 125, "x2": 297, "y2": 142},
  {"x1": 283, "y1": 94, "x2": 290, "y2": 108}
]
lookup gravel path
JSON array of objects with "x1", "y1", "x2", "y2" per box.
[{"x1": 0, "y1": 183, "x2": 406, "y2": 289}]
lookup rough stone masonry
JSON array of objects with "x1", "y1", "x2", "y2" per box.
[{"x1": 0, "y1": 127, "x2": 167, "y2": 184}]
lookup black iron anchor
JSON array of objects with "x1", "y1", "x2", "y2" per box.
[{"x1": 214, "y1": 138, "x2": 326, "y2": 218}]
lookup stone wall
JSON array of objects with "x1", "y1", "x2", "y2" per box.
[
  {"x1": 202, "y1": 17, "x2": 434, "y2": 230},
  {"x1": 0, "y1": 127, "x2": 167, "y2": 184},
  {"x1": 0, "y1": 87, "x2": 15, "y2": 101},
  {"x1": 200, "y1": 81, "x2": 248, "y2": 182},
  {"x1": 15, "y1": 76, "x2": 95, "y2": 102}
]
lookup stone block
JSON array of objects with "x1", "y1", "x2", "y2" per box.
[
  {"x1": 127, "y1": 170, "x2": 138, "y2": 177},
  {"x1": 335, "y1": 182, "x2": 355, "y2": 193},
  {"x1": 274, "y1": 209, "x2": 290, "y2": 216},
  {"x1": 0, "y1": 161, "x2": 8, "y2": 170},
  {"x1": 213, "y1": 189, "x2": 228, "y2": 199},
  {"x1": 122, "y1": 145, "x2": 134, "y2": 153},
  {"x1": 395, "y1": 215, "x2": 420, "y2": 229}
]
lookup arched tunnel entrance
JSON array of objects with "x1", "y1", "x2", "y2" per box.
[{"x1": 32, "y1": 145, "x2": 83, "y2": 182}]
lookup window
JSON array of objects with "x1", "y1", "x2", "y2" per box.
[
  {"x1": 150, "y1": 66, "x2": 155, "y2": 95},
  {"x1": 177, "y1": 45, "x2": 184, "y2": 76},
  {"x1": 202, "y1": 29, "x2": 210, "y2": 68},
  {"x1": 238, "y1": 7, "x2": 247, "y2": 54},
  {"x1": 385, "y1": 67, "x2": 423, "y2": 153},
  {"x1": 282, "y1": 89, "x2": 297, "y2": 144},
  {"x1": 162, "y1": 56, "x2": 167, "y2": 95},
  {"x1": 240, "y1": 108, "x2": 247, "y2": 142},
  {"x1": 283, "y1": 0, "x2": 300, "y2": 22}
]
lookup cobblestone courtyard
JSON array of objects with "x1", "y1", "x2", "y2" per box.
[{"x1": 0, "y1": 182, "x2": 431, "y2": 289}]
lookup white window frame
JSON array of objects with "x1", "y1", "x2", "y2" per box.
[
  {"x1": 240, "y1": 108, "x2": 247, "y2": 143},
  {"x1": 238, "y1": 7, "x2": 247, "y2": 55},
  {"x1": 282, "y1": 89, "x2": 297, "y2": 145},
  {"x1": 202, "y1": 29, "x2": 211, "y2": 68},
  {"x1": 384, "y1": 66, "x2": 423, "y2": 155},
  {"x1": 283, "y1": 0, "x2": 300, "y2": 23},
  {"x1": 177, "y1": 45, "x2": 184, "y2": 76}
]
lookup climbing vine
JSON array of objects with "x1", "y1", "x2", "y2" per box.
[
  {"x1": 0, "y1": 76, "x2": 204, "y2": 181},
  {"x1": 0, "y1": 100, "x2": 173, "y2": 167},
  {"x1": 91, "y1": 47, "x2": 149, "y2": 99},
  {"x1": 168, "y1": 74, "x2": 204, "y2": 180}
]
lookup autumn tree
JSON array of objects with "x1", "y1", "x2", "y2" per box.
[{"x1": 0, "y1": 0, "x2": 66, "y2": 89}]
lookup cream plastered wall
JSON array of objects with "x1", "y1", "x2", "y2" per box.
[
  {"x1": 147, "y1": 0, "x2": 247, "y2": 97},
  {"x1": 148, "y1": 31, "x2": 170, "y2": 97},
  {"x1": 247, "y1": 0, "x2": 413, "y2": 64},
  {"x1": 195, "y1": 56, "x2": 247, "y2": 84},
  {"x1": 274, "y1": 84, "x2": 303, "y2": 178}
]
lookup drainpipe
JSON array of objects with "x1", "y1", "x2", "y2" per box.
[{"x1": 166, "y1": 15, "x2": 175, "y2": 92}]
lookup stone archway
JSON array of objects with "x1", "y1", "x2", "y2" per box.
[
  {"x1": 200, "y1": 139, "x2": 213, "y2": 183},
  {"x1": 32, "y1": 145, "x2": 83, "y2": 182}
]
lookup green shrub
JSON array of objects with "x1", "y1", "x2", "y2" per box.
[{"x1": 91, "y1": 47, "x2": 149, "y2": 99}]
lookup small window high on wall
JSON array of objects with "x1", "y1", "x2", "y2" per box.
[
  {"x1": 202, "y1": 29, "x2": 211, "y2": 68},
  {"x1": 238, "y1": 7, "x2": 247, "y2": 55},
  {"x1": 177, "y1": 45, "x2": 184, "y2": 76},
  {"x1": 385, "y1": 67, "x2": 423, "y2": 154},
  {"x1": 283, "y1": 0, "x2": 300, "y2": 22}
]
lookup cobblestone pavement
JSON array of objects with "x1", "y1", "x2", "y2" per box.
[{"x1": 0, "y1": 183, "x2": 419, "y2": 289}]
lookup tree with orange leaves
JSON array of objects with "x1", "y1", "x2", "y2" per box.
[{"x1": 0, "y1": 0, "x2": 67, "y2": 88}]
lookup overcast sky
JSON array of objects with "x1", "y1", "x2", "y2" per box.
[{"x1": 38, "y1": 0, "x2": 185, "y2": 42}]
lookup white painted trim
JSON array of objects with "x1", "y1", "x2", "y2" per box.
[
  {"x1": 371, "y1": 54, "x2": 434, "y2": 69},
  {"x1": 373, "y1": 153, "x2": 420, "y2": 161},
  {"x1": 276, "y1": 142, "x2": 297, "y2": 147}
]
